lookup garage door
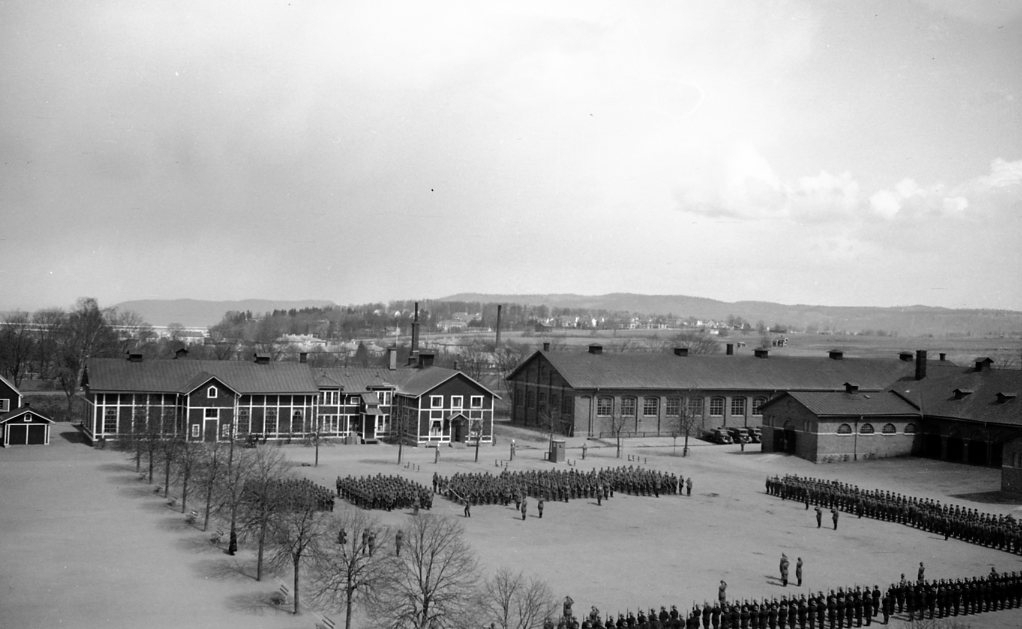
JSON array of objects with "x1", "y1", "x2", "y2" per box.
[
  {"x1": 27, "y1": 424, "x2": 46, "y2": 445},
  {"x1": 7, "y1": 424, "x2": 27, "y2": 445}
]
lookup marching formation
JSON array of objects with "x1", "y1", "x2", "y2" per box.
[
  {"x1": 545, "y1": 569, "x2": 1022, "y2": 628},
  {"x1": 335, "y1": 474, "x2": 433, "y2": 511},
  {"x1": 766, "y1": 474, "x2": 1022, "y2": 551},
  {"x1": 243, "y1": 477, "x2": 335, "y2": 512},
  {"x1": 434, "y1": 465, "x2": 688, "y2": 507}
]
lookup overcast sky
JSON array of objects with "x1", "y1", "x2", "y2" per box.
[{"x1": 2, "y1": 0, "x2": 1020, "y2": 313}]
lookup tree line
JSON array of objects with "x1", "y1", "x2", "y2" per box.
[{"x1": 114, "y1": 424, "x2": 560, "y2": 629}]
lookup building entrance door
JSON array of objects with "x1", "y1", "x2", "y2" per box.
[{"x1": 203, "y1": 419, "x2": 219, "y2": 442}]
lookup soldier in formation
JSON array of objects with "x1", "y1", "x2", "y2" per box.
[{"x1": 336, "y1": 473, "x2": 432, "y2": 511}]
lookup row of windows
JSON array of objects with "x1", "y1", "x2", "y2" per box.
[
  {"x1": 835, "y1": 422, "x2": 917, "y2": 435},
  {"x1": 595, "y1": 396, "x2": 766, "y2": 418},
  {"x1": 430, "y1": 395, "x2": 485, "y2": 409}
]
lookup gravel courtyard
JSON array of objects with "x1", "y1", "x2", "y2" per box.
[{"x1": 3, "y1": 424, "x2": 1022, "y2": 629}]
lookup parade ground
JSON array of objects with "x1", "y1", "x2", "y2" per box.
[{"x1": 3, "y1": 424, "x2": 1022, "y2": 629}]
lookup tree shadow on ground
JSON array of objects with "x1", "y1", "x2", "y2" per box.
[
  {"x1": 193, "y1": 555, "x2": 256, "y2": 582},
  {"x1": 173, "y1": 529, "x2": 224, "y2": 554},
  {"x1": 949, "y1": 491, "x2": 1022, "y2": 506},
  {"x1": 224, "y1": 589, "x2": 301, "y2": 618},
  {"x1": 97, "y1": 461, "x2": 132, "y2": 473}
]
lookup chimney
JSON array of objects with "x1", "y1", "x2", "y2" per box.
[
  {"x1": 844, "y1": 382, "x2": 859, "y2": 394},
  {"x1": 407, "y1": 350, "x2": 419, "y2": 367},
  {"x1": 411, "y1": 302, "x2": 420, "y2": 354},
  {"x1": 387, "y1": 347, "x2": 397, "y2": 371},
  {"x1": 726, "y1": 343, "x2": 734, "y2": 355},
  {"x1": 174, "y1": 347, "x2": 189, "y2": 359},
  {"x1": 754, "y1": 348, "x2": 769, "y2": 358},
  {"x1": 453, "y1": 359, "x2": 460, "y2": 371},
  {"x1": 914, "y1": 350, "x2": 927, "y2": 381},
  {"x1": 254, "y1": 352, "x2": 271, "y2": 365},
  {"x1": 542, "y1": 342, "x2": 551, "y2": 352},
  {"x1": 495, "y1": 304, "x2": 502, "y2": 347},
  {"x1": 418, "y1": 351, "x2": 436, "y2": 368},
  {"x1": 588, "y1": 344, "x2": 603, "y2": 355},
  {"x1": 126, "y1": 351, "x2": 143, "y2": 363},
  {"x1": 673, "y1": 347, "x2": 689, "y2": 356},
  {"x1": 899, "y1": 352, "x2": 914, "y2": 362},
  {"x1": 828, "y1": 350, "x2": 844, "y2": 360},
  {"x1": 299, "y1": 352, "x2": 308, "y2": 364},
  {"x1": 939, "y1": 353, "x2": 947, "y2": 362}
]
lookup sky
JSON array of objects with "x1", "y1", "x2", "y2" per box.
[{"x1": 1, "y1": 0, "x2": 1021, "y2": 313}]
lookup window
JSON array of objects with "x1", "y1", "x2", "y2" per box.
[
  {"x1": 731, "y1": 397, "x2": 746, "y2": 417},
  {"x1": 237, "y1": 409, "x2": 250, "y2": 434},
  {"x1": 597, "y1": 396, "x2": 613, "y2": 416},
  {"x1": 376, "y1": 390, "x2": 392, "y2": 405},
  {"x1": 191, "y1": 424, "x2": 200, "y2": 438},
  {"x1": 207, "y1": 385, "x2": 217, "y2": 399},
  {"x1": 837, "y1": 423, "x2": 853, "y2": 434},
  {"x1": 0, "y1": 399, "x2": 9, "y2": 412},
  {"x1": 882, "y1": 423, "x2": 897, "y2": 434},
  {"x1": 687, "y1": 397, "x2": 703, "y2": 416},
  {"x1": 265, "y1": 409, "x2": 277, "y2": 434},
  {"x1": 665, "y1": 398, "x2": 681, "y2": 417},
  {"x1": 752, "y1": 396, "x2": 767, "y2": 415},
  {"x1": 320, "y1": 390, "x2": 339, "y2": 405},
  {"x1": 860, "y1": 423, "x2": 875, "y2": 434},
  {"x1": 430, "y1": 395, "x2": 444, "y2": 408},
  {"x1": 470, "y1": 396, "x2": 483, "y2": 409},
  {"x1": 621, "y1": 397, "x2": 636, "y2": 417},
  {"x1": 904, "y1": 423, "x2": 917, "y2": 434},
  {"x1": 710, "y1": 397, "x2": 725, "y2": 416},
  {"x1": 451, "y1": 396, "x2": 463, "y2": 409},
  {"x1": 205, "y1": 408, "x2": 218, "y2": 419},
  {"x1": 643, "y1": 397, "x2": 659, "y2": 416},
  {"x1": 103, "y1": 408, "x2": 117, "y2": 434},
  {"x1": 221, "y1": 424, "x2": 231, "y2": 439}
]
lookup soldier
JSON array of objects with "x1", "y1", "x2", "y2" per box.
[
  {"x1": 394, "y1": 528, "x2": 403, "y2": 556},
  {"x1": 464, "y1": 498, "x2": 471, "y2": 518},
  {"x1": 815, "y1": 506, "x2": 823, "y2": 529},
  {"x1": 796, "y1": 558, "x2": 803, "y2": 587},
  {"x1": 521, "y1": 498, "x2": 528, "y2": 521},
  {"x1": 917, "y1": 562, "x2": 925, "y2": 583},
  {"x1": 337, "y1": 527, "x2": 347, "y2": 546},
  {"x1": 780, "y1": 553, "x2": 790, "y2": 587},
  {"x1": 582, "y1": 442, "x2": 588, "y2": 460},
  {"x1": 720, "y1": 580, "x2": 728, "y2": 606},
  {"x1": 539, "y1": 498, "x2": 545, "y2": 519},
  {"x1": 831, "y1": 509, "x2": 839, "y2": 531},
  {"x1": 367, "y1": 530, "x2": 376, "y2": 556},
  {"x1": 686, "y1": 477, "x2": 693, "y2": 496}
]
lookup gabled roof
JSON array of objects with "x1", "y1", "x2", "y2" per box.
[
  {"x1": 514, "y1": 350, "x2": 918, "y2": 392},
  {"x1": 316, "y1": 366, "x2": 500, "y2": 399},
  {"x1": 0, "y1": 406, "x2": 54, "y2": 424},
  {"x1": 180, "y1": 372, "x2": 239, "y2": 396},
  {"x1": 85, "y1": 358, "x2": 319, "y2": 394},
  {"x1": 763, "y1": 390, "x2": 920, "y2": 417},
  {"x1": 0, "y1": 374, "x2": 21, "y2": 398},
  {"x1": 890, "y1": 366, "x2": 1022, "y2": 426}
]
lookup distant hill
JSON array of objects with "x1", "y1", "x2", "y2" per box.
[
  {"x1": 114, "y1": 299, "x2": 337, "y2": 327},
  {"x1": 440, "y1": 292, "x2": 1022, "y2": 337}
]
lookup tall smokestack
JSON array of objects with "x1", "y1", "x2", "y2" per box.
[
  {"x1": 495, "y1": 304, "x2": 502, "y2": 347},
  {"x1": 915, "y1": 349, "x2": 927, "y2": 380},
  {"x1": 726, "y1": 343, "x2": 734, "y2": 355},
  {"x1": 411, "y1": 302, "x2": 420, "y2": 353}
]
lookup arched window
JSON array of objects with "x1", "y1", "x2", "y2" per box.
[
  {"x1": 621, "y1": 397, "x2": 637, "y2": 416},
  {"x1": 752, "y1": 396, "x2": 767, "y2": 415},
  {"x1": 882, "y1": 423, "x2": 897, "y2": 434},
  {"x1": 904, "y1": 423, "x2": 917, "y2": 434},
  {"x1": 207, "y1": 385, "x2": 218, "y2": 399},
  {"x1": 643, "y1": 397, "x2": 659, "y2": 416},
  {"x1": 597, "y1": 397, "x2": 613, "y2": 416},
  {"x1": 859, "y1": 423, "x2": 875, "y2": 434},
  {"x1": 710, "y1": 397, "x2": 725, "y2": 416},
  {"x1": 837, "y1": 423, "x2": 853, "y2": 434}
]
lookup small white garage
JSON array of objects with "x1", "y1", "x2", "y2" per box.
[{"x1": 1, "y1": 406, "x2": 54, "y2": 447}]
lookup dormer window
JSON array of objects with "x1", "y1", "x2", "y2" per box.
[
  {"x1": 952, "y1": 388, "x2": 974, "y2": 400},
  {"x1": 207, "y1": 385, "x2": 218, "y2": 399},
  {"x1": 997, "y1": 392, "x2": 1018, "y2": 403}
]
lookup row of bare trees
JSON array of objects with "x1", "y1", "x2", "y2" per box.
[{"x1": 119, "y1": 426, "x2": 558, "y2": 629}]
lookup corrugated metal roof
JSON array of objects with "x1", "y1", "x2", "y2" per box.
[
  {"x1": 85, "y1": 358, "x2": 319, "y2": 394},
  {"x1": 528, "y1": 351, "x2": 919, "y2": 392}
]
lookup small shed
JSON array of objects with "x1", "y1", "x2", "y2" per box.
[{"x1": 1, "y1": 405, "x2": 55, "y2": 447}]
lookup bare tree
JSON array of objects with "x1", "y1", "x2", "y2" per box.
[
  {"x1": 312, "y1": 509, "x2": 397, "y2": 629},
  {"x1": 197, "y1": 440, "x2": 227, "y2": 531},
  {"x1": 174, "y1": 440, "x2": 201, "y2": 513},
  {"x1": 674, "y1": 399, "x2": 701, "y2": 457},
  {"x1": 266, "y1": 487, "x2": 332, "y2": 614},
  {"x1": 0, "y1": 311, "x2": 35, "y2": 386},
  {"x1": 610, "y1": 408, "x2": 629, "y2": 459},
  {"x1": 237, "y1": 446, "x2": 289, "y2": 580},
  {"x1": 369, "y1": 514, "x2": 481, "y2": 629},
  {"x1": 482, "y1": 568, "x2": 558, "y2": 629}
]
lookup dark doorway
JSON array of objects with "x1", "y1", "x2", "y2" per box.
[
  {"x1": 27, "y1": 425, "x2": 46, "y2": 445},
  {"x1": 451, "y1": 417, "x2": 466, "y2": 443},
  {"x1": 922, "y1": 434, "x2": 942, "y2": 458},
  {"x1": 966, "y1": 440, "x2": 987, "y2": 466},
  {"x1": 946, "y1": 437, "x2": 964, "y2": 462},
  {"x1": 203, "y1": 420, "x2": 218, "y2": 443}
]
